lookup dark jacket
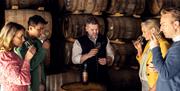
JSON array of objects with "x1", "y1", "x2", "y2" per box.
[{"x1": 78, "y1": 34, "x2": 109, "y2": 84}]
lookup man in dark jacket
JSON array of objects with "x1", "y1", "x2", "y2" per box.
[
  {"x1": 72, "y1": 17, "x2": 114, "y2": 90},
  {"x1": 14, "y1": 15, "x2": 50, "y2": 91}
]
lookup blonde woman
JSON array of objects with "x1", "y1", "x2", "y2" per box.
[
  {"x1": 0, "y1": 22, "x2": 36, "y2": 91},
  {"x1": 133, "y1": 19, "x2": 170, "y2": 91}
]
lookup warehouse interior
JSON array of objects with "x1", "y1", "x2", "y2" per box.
[{"x1": 0, "y1": 0, "x2": 179, "y2": 91}]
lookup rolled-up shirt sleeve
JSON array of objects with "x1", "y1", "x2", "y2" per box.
[{"x1": 72, "y1": 40, "x2": 82, "y2": 64}]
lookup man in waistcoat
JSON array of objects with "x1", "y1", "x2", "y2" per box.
[{"x1": 72, "y1": 16, "x2": 114, "y2": 90}]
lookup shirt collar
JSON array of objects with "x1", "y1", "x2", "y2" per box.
[
  {"x1": 88, "y1": 35, "x2": 98, "y2": 44},
  {"x1": 173, "y1": 35, "x2": 180, "y2": 42}
]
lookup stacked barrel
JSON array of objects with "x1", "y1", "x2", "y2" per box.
[
  {"x1": 106, "y1": 0, "x2": 145, "y2": 16},
  {"x1": 5, "y1": 0, "x2": 49, "y2": 9},
  {"x1": 106, "y1": 16, "x2": 142, "y2": 70},
  {"x1": 106, "y1": 0, "x2": 146, "y2": 70},
  {"x1": 148, "y1": 0, "x2": 180, "y2": 15},
  {"x1": 105, "y1": 1, "x2": 144, "y2": 90},
  {"x1": 63, "y1": 0, "x2": 108, "y2": 15}
]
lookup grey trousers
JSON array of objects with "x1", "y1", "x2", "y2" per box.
[{"x1": 141, "y1": 80, "x2": 149, "y2": 91}]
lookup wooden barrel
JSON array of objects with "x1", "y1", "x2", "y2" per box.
[
  {"x1": 106, "y1": 17, "x2": 120, "y2": 40},
  {"x1": 46, "y1": 68, "x2": 81, "y2": 91},
  {"x1": 107, "y1": 17, "x2": 141, "y2": 40},
  {"x1": 62, "y1": 15, "x2": 86, "y2": 39},
  {"x1": 91, "y1": 0, "x2": 108, "y2": 15},
  {"x1": 111, "y1": 43, "x2": 136, "y2": 55},
  {"x1": 107, "y1": 0, "x2": 145, "y2": 16},
  {"x1": 65, "y1": 0, "x2": 81, "y2": 13},
  {"x1": 102, "y1": 0, "x2": 108, "y2": 11},
  {"x1": 148, "y1": 0, "x2": 180, "y2": 15},
  {"x1": 64, "y1": 0, "x2": 107, "y2": 14},
  {"x1": 62, "y1": 15, "x2": 105, "y2": 39},
  {"x1": 58, "y1": 0, "x2": 65, "y2": 12},
  {"x1": 76, "y1": 0, "x2": 85, "y2": 12},
  {"x1": 134, "y1": 0, "x2": 146, "y2": 15},
  {"x1": 5, "y1": 9, "x2": 52, "y2": 38},
  {"x1": 106, "y1": 0, "x2": 120, "y2": 15},
  {"x1": 61, "y1": 82, "x2": 106, "y2": 91},
  {"x1": 111, "y1": 43, "x2": 137, "y2": 70},
  {"x1": 83, "y1": 0, "x2": 95, "y2": 14},
  {"x1": 64, "y1": 42, "x2": 73, "y2": 65},
  {"x1": 6, "y1": 0, "x2": 49, "y2": 9}
]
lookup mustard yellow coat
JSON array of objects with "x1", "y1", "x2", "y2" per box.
[{"x1": 136, "y1": 38, "x2": 170, "y2": 88}]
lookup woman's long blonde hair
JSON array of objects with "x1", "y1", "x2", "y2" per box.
[{"x1": 0, "y1": 22, "x2": 25, "y2": 51}]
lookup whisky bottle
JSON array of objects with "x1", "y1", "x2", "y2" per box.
[{"x1": 82, "y1": 63, "x2": 88, "y2": 84}]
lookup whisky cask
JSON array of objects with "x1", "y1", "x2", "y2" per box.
[
  {"x1": 107, "y1": 0, "x2": 145, "y2": 16},
  {"x1": 62, "y1": 15, "x2": 105, "y2": 39},
  {"x1": 64, "y1": 0, "x2": 107, "y2": 14},
  {"x1": 148, "y1": 0, "x2": 180, "y2": 15},
  {"x1": 107, "y1": 17, "x2": 141, "y2": 40},
  {"x1": 6, "y1": 0, "x2": 49, "y2": 9},
  {"x1": 5, "y1": 9, "x2": 52, "y2": 38}
]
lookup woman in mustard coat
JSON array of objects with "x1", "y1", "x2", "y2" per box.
[{"x1": 133, "y1": 19, "x2": 170, "y2": 91}]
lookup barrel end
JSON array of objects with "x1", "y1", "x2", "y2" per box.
[
  {"x1": 133, "y1": 14, "x2": 141, "y2": 18},
  {"x1": 11, "y1": 5, "x2": 19, "y2": 9},
  {"x1": 72, "y1": 10, "x2": 82, "y2": 14},
  {"x1": 38, "y1": 7, "x2": 45, "y2": 11},
  {"x1": 111, "y1": 13, "x2": 124, "y2": 17},
  {"x1": 92, "y1": 12, "x2": 102, "y2": 15}
]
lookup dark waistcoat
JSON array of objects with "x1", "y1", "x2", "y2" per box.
[{"x1": 78, "y1": 34, "x2": 108, "y2": 82}]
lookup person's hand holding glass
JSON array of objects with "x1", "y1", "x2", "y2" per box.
[{"x1": 133, "y1": 36, "x2": 144, "y2": 57}]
